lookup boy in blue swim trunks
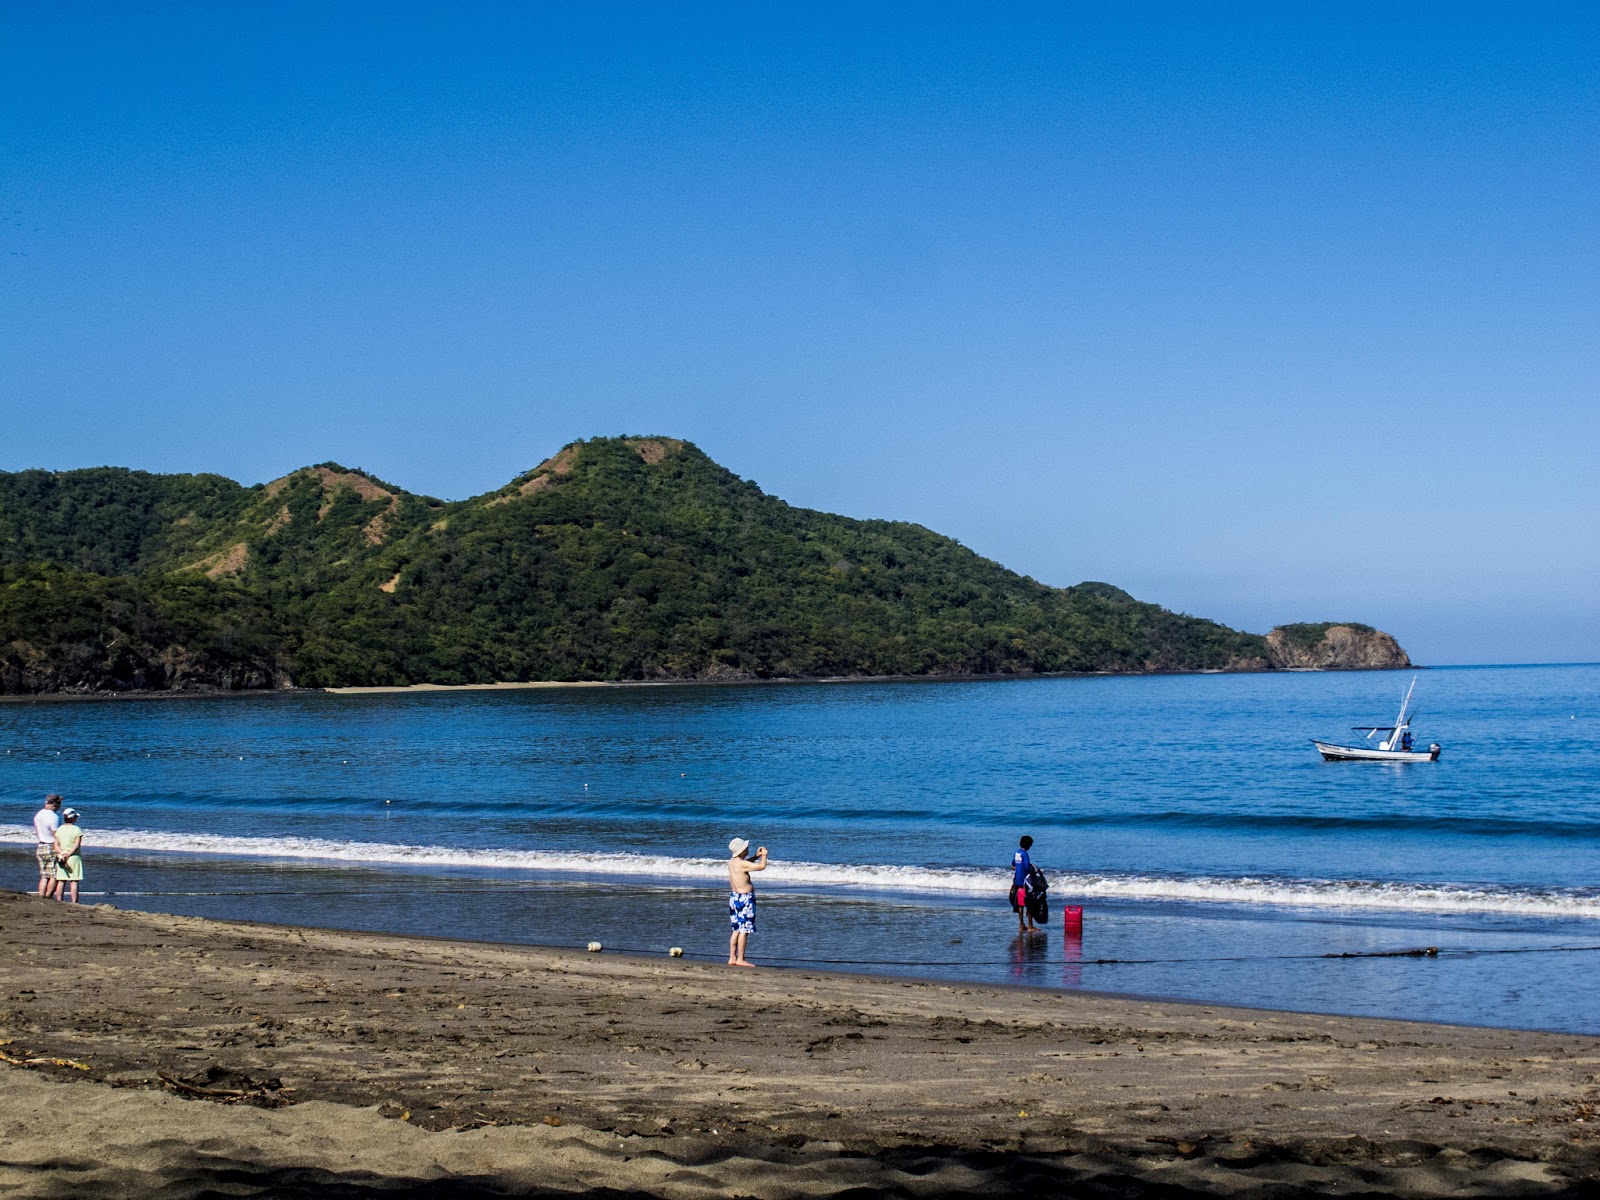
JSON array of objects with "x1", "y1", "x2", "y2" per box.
[{"x1": 727, "y1": 836, "x2": 768, "y2": 967}]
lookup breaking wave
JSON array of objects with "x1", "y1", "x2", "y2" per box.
[{"x1": 5, "y1": 824, "x2": 1599, "y2": 918}]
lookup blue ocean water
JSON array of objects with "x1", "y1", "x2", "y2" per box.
[{"x1": 3, "y1": 665, "x2": 1598, "y2": 1031}]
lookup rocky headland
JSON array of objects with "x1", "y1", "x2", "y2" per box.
[{"x1": 1264, "y1": 623, "x2": 1412, "y2": 670}]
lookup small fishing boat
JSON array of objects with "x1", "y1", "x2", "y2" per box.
[{"x1": 1312, "y1": 676, "x2": 1440, "y2": 762}]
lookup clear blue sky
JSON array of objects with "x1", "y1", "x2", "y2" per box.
[{"x1": 2, "y1": 2, "x2": 1595, "y2": 665}]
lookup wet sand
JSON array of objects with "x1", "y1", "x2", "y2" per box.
[{"x1": 2, "y1": 891, "x2": 1597, "y2": 1198}]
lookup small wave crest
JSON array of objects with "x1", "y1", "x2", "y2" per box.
[
  {"x1": 4, "y1": 824, "x2": 1598, "y2": 917},
  {"x1": 1061, "y1": 810, "x2": 1600, "y2": 839}
]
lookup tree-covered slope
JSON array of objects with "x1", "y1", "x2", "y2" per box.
[
  {"x1": 0, "y1": 467, "x2": 253, "y2": 576},
  {"x1": 0, "y1": 437, "x2": 1399, "y2": 693},
  {"x1": 0, "y1": 562, "x2": 288, "y2": 693}
]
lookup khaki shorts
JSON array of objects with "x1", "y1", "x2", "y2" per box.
[{"x1": 35, "y1": 843, "x2": 56, "y2": 874}]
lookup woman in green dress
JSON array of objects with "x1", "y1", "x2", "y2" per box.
[{"x1": 53, "y1": 808, "x2": 84, "y2": 904}]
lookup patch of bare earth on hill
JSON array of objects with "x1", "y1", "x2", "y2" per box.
[
  {"x1": 517, "y1": 474, "x2": 554, "y2": 497},
  {"x1": 531, "y1": 445, "x2": 580, "y2": 478},
  {"x1": 2, "y1": 895, "x2": 1599, "y2": 1199},
  {"x1": 186, "y1": 541, "x2": 248, "y2": 579},
  {"x1": 377, "y1": 571, "x2": 401, "y2": 593},
  {"x1": 311, "y1": 467, "x2": 395, "y2": 507},
  {"x1": 359, "y1": 514, "x2": 394, "y2": 545},
  {"x1": 484, "y1": 441, "x2": 682, "y2": 509},
  {"x1": 629, "y1": 437, "x2": 684, "y2": 464},
  {"x1": 299, "y1": 467, "x2": 401, "y2": 544},
  {"x1": 484, "y1": 446, "x2": 583, "y2": 506}
]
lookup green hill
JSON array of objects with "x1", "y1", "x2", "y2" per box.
[{"x1": 0, "y1": 437, "x2": 1402, "y2": 693}]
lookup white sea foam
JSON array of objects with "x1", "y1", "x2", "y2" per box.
[{"x1": 4, "y1": 824, "x2": 1598, "y2": 917}]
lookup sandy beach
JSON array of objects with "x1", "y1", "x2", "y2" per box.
[
  {"x1": 321, "y1": 681, "x2": 619, "y2": 695},
  {"x1": 1, "y1": 893, "x2": 1597, "y2": 1197},
  {"x1": 317, "y1": 675, "x2": 1034, "y2": 696}
]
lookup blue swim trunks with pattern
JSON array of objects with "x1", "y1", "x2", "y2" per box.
[{"x1": 728, "y1": 890, "x2": 756, "y2": 933}]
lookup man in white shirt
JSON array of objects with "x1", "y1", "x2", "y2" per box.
[{"x1": 32, "y1": 794, "x2": 62, "y2": 898}]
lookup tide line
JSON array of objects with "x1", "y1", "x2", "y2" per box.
[{"x1": 4, "y1": 825, "x2": 1598, "y2": 918}]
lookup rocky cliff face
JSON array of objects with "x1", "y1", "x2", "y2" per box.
[
  {"x1": 0, "y1": 637, "x2": 291, "y2": 696},
  {"x1": 1264, "y1": 623, "x2": 1411, "y2": 670}
]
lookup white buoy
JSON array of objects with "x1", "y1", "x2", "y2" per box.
[
  {"x1": 669, "y1": 947, "x2": 684, "y2": 957},
  {"x1": 587, "y1": 941, "x2": 603, "y2": 953}
]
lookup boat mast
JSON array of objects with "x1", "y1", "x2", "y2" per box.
[{"x1": 1384, "y1": 676, "x2": 1417, "y2": 751}]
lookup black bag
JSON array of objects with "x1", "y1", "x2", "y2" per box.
[{"x1": 1025, "y1": 865, "x2": 1049, "y2": 923}]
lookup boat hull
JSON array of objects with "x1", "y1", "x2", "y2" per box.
[{"x1": 1312, "y1": 740, "x2": 1440, "y2": 762}]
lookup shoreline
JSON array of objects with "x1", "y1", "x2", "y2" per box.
[
  {"x1": 0, "y1": 662, "x2": 1424, "y2": 704},
  {"x1": 29, "y1": 895, "x2": 1549, "y2": 1040},
  {"x1": 8, "y1": 832, "x2": 1599, "y2": 926},
  {"x1": 11, "y1": 841, "x2": 1600, "y2": 1037},
  {"x1": 2, "y1": 893, "x2": 1597, "y2": 1198}
]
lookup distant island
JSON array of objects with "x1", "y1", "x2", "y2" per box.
[{"x1": 0, "y1": 437, "x2": 1409, "y2": 694}]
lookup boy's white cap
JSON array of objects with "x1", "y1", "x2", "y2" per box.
[{"x1": 728, "y1": 837, "x2": 749, "y2": 856}]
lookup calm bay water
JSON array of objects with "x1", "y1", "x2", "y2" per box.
[{"x1": 4, "y1": 665, "x2": 1598, "y2": 1031}]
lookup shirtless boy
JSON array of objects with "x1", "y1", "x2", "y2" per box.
[{"x1": 726, "y1": 837, "x2": 768, "y2": 967}]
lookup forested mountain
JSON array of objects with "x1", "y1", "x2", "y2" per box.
[{"x1": 0, "y1": 437, "x2": 1407, "y2": 693}]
